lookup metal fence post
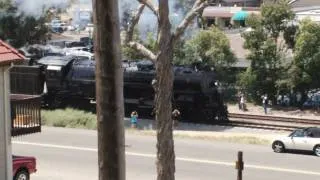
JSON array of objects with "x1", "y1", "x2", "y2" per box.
[{"x1": 235, "y1": 151, "x2": 244, "y2": 180}]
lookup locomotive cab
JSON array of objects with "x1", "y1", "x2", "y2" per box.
[
  {"x1": 37, "y1": 56, "x2": 76, "y2": 91},
  {"x1": 36, "y1": 56, "x2": 77, "y2": 107}
]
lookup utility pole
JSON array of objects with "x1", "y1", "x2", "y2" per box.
[{"x1": 92, "y1": 0, "x2": 125, "y2": 180}]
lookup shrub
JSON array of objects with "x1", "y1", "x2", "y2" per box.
[{"x1": 41, "y1": 108, "x2": 97, "y2": 130}]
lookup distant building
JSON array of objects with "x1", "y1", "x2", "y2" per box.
[
  {"x1": 291, "y1": 0, "x2": 320, "y2": 23},
  {"x1": 290, "y1": 0, "x2": 320, "y2": 7},
  {"x1": 293, "y1": 6, "x2": 320, "y2": 23},
  {"x1": 214, "y1": 0, "x2": 262, "y2": 7},
  {"x1": 202, "y1": 6, "x2": 260, "y2": 29},
  {"x1": 67, "y1": 4, "x2": 92, "y2": 26}
]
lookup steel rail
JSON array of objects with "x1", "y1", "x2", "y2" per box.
[{"x1": 223, "y1": 113, "x2": 320, "y2": 131}]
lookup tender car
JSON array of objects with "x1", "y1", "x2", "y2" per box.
[
  {"x1": 13, "y1": 155, "x2": 37, "y2": 180},
  {"x1": 271, "y1": 127, "x2": 320, "y2": 156}
]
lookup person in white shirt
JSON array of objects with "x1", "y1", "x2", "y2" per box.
[
  {"x1": 262, "y1": 94, "x2": 268, "y2": 114},
  {"x1": 240, "y1": 95, "x2": 245, "y2": 111}
]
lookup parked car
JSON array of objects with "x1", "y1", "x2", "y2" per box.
[
  {"x1": 271, "y1": 127, "x2": 320, "y2": 156},
  {"x1": 65, "y1": 50, "x2": 94, "y2": 61},
  {"x1": 50, "y1": 19, "x2": 64, "y2": 33},
  {"x1": 13, "y1": 155, "x2": 37, "y2": 180},
  {"x1": 85, "y1": 23, "x2": 94, "y2": 33},
  {"x1": 67, "y1": 25, "x2": 76, "y2": 31}
]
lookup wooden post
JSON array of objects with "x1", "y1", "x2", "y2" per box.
[
  {"x1": 0, "y1": 66, "x2": 13, "y2": 180},
  {"x1": 235, "y1": 151, "x2": 244, "y2": 180},
  {"x1": 92, "y1": 0, "x2": 125, "y2": 180}
]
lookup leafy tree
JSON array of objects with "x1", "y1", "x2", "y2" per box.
[
  {"x1": 283, "y1": 24, "x2": 298, "y2": 49},
  {"x1": 241, "y1": 30, "x2": 283, "y2": 101},
  {"x1": 0, "y1": 2, "x2": 50, "y2": 48},
  {"x1": 261, "y1": 0, "x2": 294, "y2": 41},
  {"x1": 237, "y1": 67, "x2": 257, "y2": 99},
  {"x1": 289, "y1": 19, "x2": 320, "y2": 93},
  {"x1": 178, "y1": 27, "x2": 235, "y2": 68},
  {"x1": 0, "y1": 13, "x2": 49, "y2": 48},
  {"x1": 0, "y1": 0, "x2": 10, "y2": 10},
  {"x1": 121, "y1": 28, "x2": 145, "y2": 60},
  {"x1": 239, "y1": 0, "x2": 294, "y2": 103},
  {"x1": 172, "y1": 39, "x2": 187, "y2": 65},
  {"x1": 123, "y1": 29, "x2": 188, "y2": 64},
  {"x1": 144, "y1": 32, "x2": 157, "y2": 52}
]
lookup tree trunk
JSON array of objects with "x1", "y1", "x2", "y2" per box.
[
  {"x1": 125, "y1": 1, "x2": 207, "y2": 180},
  {"x1": 92, "y1": 0, "x2": 125, "y2": 180},
  {"x1": 156, "y1": 1, "x2": 175, "y2": 180}
]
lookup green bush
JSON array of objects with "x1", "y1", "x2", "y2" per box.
[{"x1": 41, "y1": 108, "x2": 97, "y2": 130}]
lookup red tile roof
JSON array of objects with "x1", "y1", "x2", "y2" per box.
[{"x1": 0, "y1": 39, "x2": 25, "y2": 66}]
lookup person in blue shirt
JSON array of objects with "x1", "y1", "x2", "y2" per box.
[{"x1": 130, "y1": 111, "x2": 138, "y2": 128}]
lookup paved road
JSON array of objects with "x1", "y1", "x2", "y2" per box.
[{"x1": 12, "y1": 127, "x2": 320, "y2": 180}]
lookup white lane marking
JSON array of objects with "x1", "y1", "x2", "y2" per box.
[
  {"x1": 13, "y1": 141, "x2": 320, "y2": 176},
  {"x1": 13, "y1": 141, "x2": 97, "y2": 152}
]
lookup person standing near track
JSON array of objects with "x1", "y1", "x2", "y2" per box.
[
  {"x1": 130, "y1": 111, "x2": 138, "y2": 128},
  {"x1": 240, "y1": 94, "x2": 245, "y2": 111},
  {"x1": 172, "y1": 108, "x2": 181, "y2": 129},
  {"x1": 262, "y1": 94, "x2": 268, "y2": 114}
]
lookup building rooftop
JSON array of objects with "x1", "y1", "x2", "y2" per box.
[
  {"x1": 293, "y1": 6, "x2": 320, "y2": 12},
  {"x1": 0, "y1": 40, "x2": 25, "y2": 66},
  {"x1": 291, "y1": 0, "x2": 320, "y2": 8}
]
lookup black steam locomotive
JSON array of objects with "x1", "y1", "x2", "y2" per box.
[{"x1": 10, "y1": 55, "x2": 228, "y2": 123}]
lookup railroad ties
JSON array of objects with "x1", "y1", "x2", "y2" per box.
[{"x1": 221, "y1": 113, "x2": 320, "y2": 131}]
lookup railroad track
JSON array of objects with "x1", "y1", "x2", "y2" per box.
[{"x1": 222, "y1": 113, "x2": 320, "y2": 131}]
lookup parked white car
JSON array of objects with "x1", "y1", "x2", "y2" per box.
[
  {"x1": 271, "y1": 127, "x2": 320, "y2": 156},
  {"x1": 85, "y1": 23, "x2": 94, "y2": 33},
  {"x1": 67, "y1": 25, "x2": 76, "y2": 31},
  {"x1": 64, "y1": 48, "x2": 94, "y2": 61}
]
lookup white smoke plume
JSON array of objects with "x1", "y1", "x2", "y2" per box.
[
  {"x1": 13, "y1": 0, "x2": 196, "y2": 39},
  {"x1": 13, "y1": 0, "x2": 70, "y2": 17},
  {"x1": 117, "y1": 0, "x2": 187, "y2": 40},
  {"x1": 70, "y1": 0, "x2": 185, "y2": 39}
]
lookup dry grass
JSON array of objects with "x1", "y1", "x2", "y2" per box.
[{"x1": 42, "y1": 108, "x2": 97, "y2": 129}]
